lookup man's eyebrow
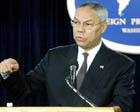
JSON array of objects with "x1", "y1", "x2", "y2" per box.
[
  {"x1": 73, "y1": 17, "x2": 95, "y2": 23},
  {"x1": 73, "y1": 17, "x2": 79, "y2": 21},
  {"x1": 84, "y1": 20, "x2": 94, "y2": 22}
]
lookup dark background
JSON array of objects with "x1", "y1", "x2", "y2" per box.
[{"x1": 0, "y1": 0, "x2": 139, "y2": 112}]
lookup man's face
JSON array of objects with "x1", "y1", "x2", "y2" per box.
[{"x1": 73, "y1": 7, "x2": 108, "y2": 51}]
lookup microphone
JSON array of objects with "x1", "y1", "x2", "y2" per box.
[{"x1": 69, "y1": 59, "x2": 78, "y2": 87}]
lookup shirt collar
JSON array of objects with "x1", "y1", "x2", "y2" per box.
[{"x1": 78, "y1": 41, "x2": 102, "y2": 56}]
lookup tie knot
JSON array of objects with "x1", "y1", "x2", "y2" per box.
[{"x1": 82, "y1": 52, "x2": 89, "y2": 59}]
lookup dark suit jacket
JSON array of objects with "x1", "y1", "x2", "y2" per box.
[{"x1": 3, "y1": 43, "x2": 135, "y2": 112}]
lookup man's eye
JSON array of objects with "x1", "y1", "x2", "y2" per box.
[
  {"x1": 74, "y1": 21, "x2": 78, "y2": 24},
  {"x1": 86, "y1": 23, "x2": 93, "y2": 26}
]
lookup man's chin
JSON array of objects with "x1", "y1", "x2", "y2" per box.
[
  {"x1": 77, "y1": 44, "x2": 88, "y2": 49},
  {"x1": 76, "y1": 43, "x2": 92, "y2": 51}
]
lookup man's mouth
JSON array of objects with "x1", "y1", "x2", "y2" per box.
[{"x1": 75, "y1": 36, "x2": 86, "y2": 41}]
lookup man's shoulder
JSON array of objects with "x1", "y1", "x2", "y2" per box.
[
  {"x1": 104, "y1": 44, "x2": 135, "y2": 64},
  {"x1": 48, "y1": 44, "x2": 77, "y2": 54}
]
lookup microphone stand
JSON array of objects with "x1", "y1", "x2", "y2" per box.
[{"x1": 65, "y1": 76, "x2": 97, "y2": 107}]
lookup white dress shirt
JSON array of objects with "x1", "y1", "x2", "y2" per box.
[{"x1": 76, "y1": 41, "x2": 102, "y2": 76}]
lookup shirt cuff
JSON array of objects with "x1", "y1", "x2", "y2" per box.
[{"x1": 1, "y1": 73, "x2": 10, "y2": 80}]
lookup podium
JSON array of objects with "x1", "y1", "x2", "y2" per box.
[{"x1": 0, "y1": 107, "x2": 122, "y2": 112}]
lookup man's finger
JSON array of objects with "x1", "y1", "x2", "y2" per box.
[{"x1": 10, "y1": 63, "x2": 19, "y2": 71}]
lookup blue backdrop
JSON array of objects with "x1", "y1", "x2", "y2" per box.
[{"x1": 0, "y1": 0, "x2": 140, "y2": 112}]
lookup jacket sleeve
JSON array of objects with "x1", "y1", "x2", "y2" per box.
[{"x1": 2, "y1": 50, "x2": 50, "y2": 100}]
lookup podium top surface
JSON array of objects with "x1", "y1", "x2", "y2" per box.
[{"x1": 0, "y1": 107, "x2": 122, "y2": 112}]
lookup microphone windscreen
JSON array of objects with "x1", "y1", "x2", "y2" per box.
[{"x1": 69, "y1": 59, "x2": 79, "y2": 70}]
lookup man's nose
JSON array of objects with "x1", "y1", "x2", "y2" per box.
[{"x1": 77, "y1": 25, "x2": 85, "y2": 33}]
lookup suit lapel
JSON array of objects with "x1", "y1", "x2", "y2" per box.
[
  {"x1": 63, "y1": 44, "x2": 78, "y2": 77},
  {"x1": 66, "y1": 44, "x2": 78, "y2": 62},
  {"x1": 83, "y1": 44, "x2": 109, "y2": 88}
]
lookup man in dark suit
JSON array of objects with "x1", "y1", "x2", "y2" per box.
[{"x1": 0, "y1": 1, "x2": 135, "y2": 112}]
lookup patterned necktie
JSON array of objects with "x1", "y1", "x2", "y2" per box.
[{"x1": 77, "y1": 52, "x2": 89, "y2": 90}]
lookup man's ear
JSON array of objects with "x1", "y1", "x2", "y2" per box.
[{"x1": 101, "y1": 21, "x2": 108, "y2": 33}]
